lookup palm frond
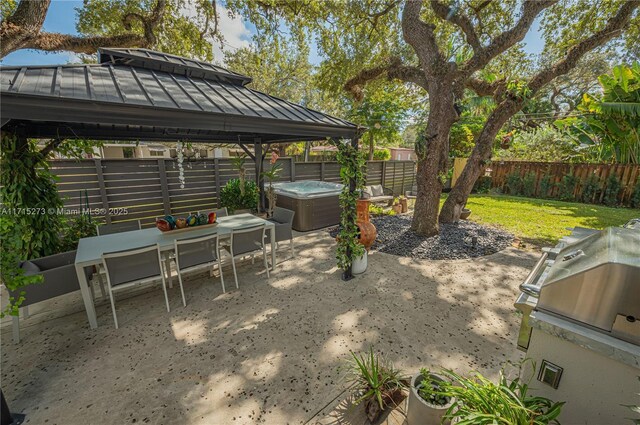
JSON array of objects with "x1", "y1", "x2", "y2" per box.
[{"x1": 600, "y1": 102, "x2": 640, "y2": 117}]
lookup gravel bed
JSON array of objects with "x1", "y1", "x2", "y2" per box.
[{"x1": 328, "y1": 214, "x2": 514, "y2": 260}]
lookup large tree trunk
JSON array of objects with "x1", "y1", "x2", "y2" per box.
[
  {"x1": 304, "y1": 142, "x2": 311, "y2": 162},
  {"x1": 411, "y1": 84, "x2": 457, "y2": 236},
  {"x1": 440, "y1": 100, "x2": 521, "y2": 223}
]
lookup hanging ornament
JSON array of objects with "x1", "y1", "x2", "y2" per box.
[{"x1": 176, "y1": 141, "x2": 186, "y2": 189}]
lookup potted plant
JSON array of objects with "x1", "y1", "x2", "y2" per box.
[
  {"x1": 231, "y1": 154, "x2": 247, "y2": 196},
  {"x1": 440, "y1": 366, "x2": 564, "y2": 424},
  {"x1": 406, "y1": 368, "x2": 453, "y2": 425},
  {"x1": 334, "y1": 139, "x2": 366, "y2": 280},
  {"x1": 391, "y1": 198, "x2": 402, "y2": 214},
  {"x1": 345, "y1": 347, "x2": 407, "y2": 423},
  {"x1": 399, "y1": 195, "x2": 408, "y2": 213},
  {"x1": 220, "y1": 179, "x2": 259, "y2": 214},
  {"x1": 261, "y1": 152, "x2": 282, "y2": 218},
  {"x1": 351, "y1": 250, "x2": 368, "y2": 275}
]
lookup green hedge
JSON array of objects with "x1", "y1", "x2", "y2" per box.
[{"x1": 493, "y1": 169, "x2": 638, "y2": 207}]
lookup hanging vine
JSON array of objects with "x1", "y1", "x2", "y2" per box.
[{"x1": 333, "y1": 138, "x2": 366, "y2": 275}]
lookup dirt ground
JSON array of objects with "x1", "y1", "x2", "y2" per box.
[{"x1": 1, "y1": 230, "x2": 536, "y2": 425}]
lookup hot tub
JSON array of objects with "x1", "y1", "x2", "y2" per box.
[{"x1": 272, "y1": 181, "x2": 343, "y2": 231}]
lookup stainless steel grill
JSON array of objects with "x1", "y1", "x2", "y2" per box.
[{"x1": 515, "y1": 223, "x2": 640, "y2": 349}]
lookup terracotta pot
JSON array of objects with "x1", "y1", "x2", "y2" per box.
[
  {"x1": 400, "y1": 198, "x2": 408, "y2": 213},
  {"x1": 392, "y1": 204, "x2": 402, "y2": 214},
  {"x1": 460, "y1": 208, "x2": 471, "y2": 220},
  {"x1": 356, "y1": 199, "x2": 377, "y2": 250}
]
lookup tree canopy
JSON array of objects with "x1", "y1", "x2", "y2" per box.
[{"x1": 1, "y1": 0, "x2": 638, "y2": 236}]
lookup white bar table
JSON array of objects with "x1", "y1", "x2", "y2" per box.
[{"x1": 75, "y1": 213, "x2": 276, "y2": 329}]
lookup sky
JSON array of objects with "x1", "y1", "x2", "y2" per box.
[{"x1": 1, "y1": 0, "x2": 545, "y2": 67}]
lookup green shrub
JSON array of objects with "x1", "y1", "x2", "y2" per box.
[
  {"x1": 372, "y1": 148, "x2": 391, "y2": 161},
  {"x1": 631, "y1": 177, "x2": 640, "y2": 208},
  {"x1": 0, "y1": 135, "x2": 65, "y2": 317},
  {"x1": 521, "y1": 172, "x2": 537, "y2": 198},
  {"x1": 475, "y1": 176, "x2": 492, "y2": 194},
  {"x1": 441, "y1": 365, "x2": 564, "y2": 425},
  {"x1": 558, "y1": 174, "x2": 578, "y2": 201},
  {"x1": 505, "y1": 171, "x2": 523, "y2": 195},
  {"x1": 603, "y1": 174, "x2": 622, "y2": 206},
  {"x1": 538, "y1": 174, "x2": 555, "y2": 198},
  {"x1": 450, "y1": 116, "x2": 484, "y2": 158},
  {"x1": 220, "y1": 178, "x2": 259, "y2": 213},
  {"x1": 493, "y1": 124, "x2": 581, "y2": 162},
  {"x1": 60, "y1": 214, "x2": 97, "y2": 253},
  {"x1": 580, "y1": 174, "x2": 601, "y2": 204}
]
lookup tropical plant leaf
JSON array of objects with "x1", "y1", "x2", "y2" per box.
[{"x1": 600, "y1": 102, "x2": 640, "y2": 117}]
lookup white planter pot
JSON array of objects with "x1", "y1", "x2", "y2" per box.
[
  {"x1": 406, "y1": 372, "x2": 454, "y2": 425},
  {"x1": 352, "y1": 250, "x2": 367, "y2": 275}
]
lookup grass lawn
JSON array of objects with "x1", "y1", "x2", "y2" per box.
[{"x1": 448, "y1": 194, "x2": 639, "y2": 248}]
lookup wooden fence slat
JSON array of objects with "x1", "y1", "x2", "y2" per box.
[{"x1": 487, "y1": 160, "x2": 638, "y2": 205}]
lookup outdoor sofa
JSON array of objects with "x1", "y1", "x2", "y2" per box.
[
  {"x1": 8, "y1": 250, "x2": 92, "y2": 343},
  {"x1": 362, "y1": 184, "x2": 394, "y2": 205}
]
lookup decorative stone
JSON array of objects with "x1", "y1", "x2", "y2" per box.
[
  {"x1": 155, "y1": 218, "x2": 171, "y2": 232},
  {"x1": 207, "y1": 212, "x2": 217, "y2": 224},
  {"x1": 329, "y1": 214, "x2": 513, "y2": 260},
  {"x1": 186, "y1": 214, "x2": 198, "y2": 227}
]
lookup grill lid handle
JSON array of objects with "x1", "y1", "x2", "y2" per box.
[
  {"x1": 520, "y1": 251, "x2": 548, "y2": 297},
  {"x1": 562, "y1": 249, "x2": 585, "y2": 261}
]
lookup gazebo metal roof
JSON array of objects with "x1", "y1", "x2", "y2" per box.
[{"x1": 0, "y1": 48, "x2": 359, "y2": 144}]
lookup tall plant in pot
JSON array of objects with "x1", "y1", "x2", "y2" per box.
[
  {"x1": 345, "y1": 347, "x2": 407, "y2": 423},
  {"x1": 407, "y1": 368, "x2": 454, "y2": 425},
  {"x1": 261, "y1": 152, "x2": 281, "y2": 218},
  {"x1": 334, "y1": 139, "x2": 366, "y2": 279},
  {"x1": 231, "y1": 153, "x2": 247, "y2": 196}
]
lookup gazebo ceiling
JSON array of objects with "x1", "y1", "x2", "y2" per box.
[{"x1": 0, "y1": 48, "x2": 359, "y2": 144}]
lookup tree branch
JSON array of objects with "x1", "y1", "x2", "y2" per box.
[
  {"x1": 465, "y1": 77, "x2": 502, "y2": 96},
  {"x1": 39, "y1": 138, "x2": 64, "y2": 158},
  {"x1": 430, "y1": 0, "x2": 481, "y2": 51},
  {"x1": 344, "y1": 57, "x2": 427, "y2": 101},
  {"x1": 21, "y1": 33, "x2": 149, "y2": 55},
  {"x1": 401, "y1": 0, "x2": 445, "y2": 77},
  {"x1": 528, "y1": 1, "x2": 639, "y2": 94},
  {"x1": 1, "y1": 0, "x2": 167, "y2": 58},
  {"x1": 461, "y1": 0, "x2": 557, "y2": 76}
]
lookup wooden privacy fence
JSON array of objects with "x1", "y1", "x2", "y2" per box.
[
  {"x1": 485, "y1": 161, "x2": 640, "y2": 205},
  {"x1": 51, "y1": 158, "x2": 416, "y2": 227}
]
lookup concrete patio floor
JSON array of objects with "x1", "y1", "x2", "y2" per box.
[{"x1": 1, "y1": 230, "x2": 537, "y2": 425}]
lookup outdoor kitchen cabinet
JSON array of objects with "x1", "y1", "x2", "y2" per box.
[{"x1": 514, "y1": 225, "x2": 640, "y2": 424}]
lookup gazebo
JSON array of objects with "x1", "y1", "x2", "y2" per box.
[{"x1": 0, "y1": 47, "x2": 361, "y2": 205}]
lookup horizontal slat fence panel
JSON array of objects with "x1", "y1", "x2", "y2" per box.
[
  {"x1": 295, "y1": 162, "x2": 322, "y2": 181},
  {"x1": 485, "y1": 161, "x2": 640, "y2": 206},
  {"x1": 48, "y1": 158, "x2": 417, "y2": 225}
]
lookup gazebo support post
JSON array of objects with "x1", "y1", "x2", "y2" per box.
[
  {"x1": 341, "y1": 136, "x2": 359, "y2": 281},
  {"x1": 254, "y1": 139, "x2": 266, "y2": 213}
]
